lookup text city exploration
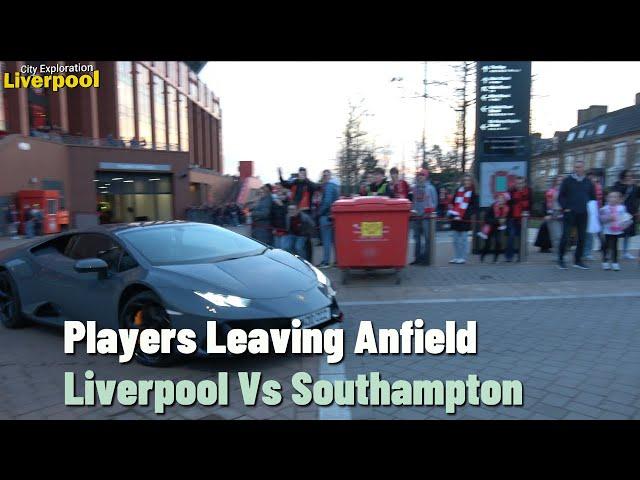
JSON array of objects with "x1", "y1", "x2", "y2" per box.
[{"x1": 63, "y1": 320, "x2": 525, "y2": 414}]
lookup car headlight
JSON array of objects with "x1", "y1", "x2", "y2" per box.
[
  {"x1": 302, "y1": 259, "x2": 336, "y2": 297},
  {"x1": 194, "y1": 291, "x2": 251, "y2": 308}
]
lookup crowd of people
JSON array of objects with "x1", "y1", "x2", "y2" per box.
[
  {"x1": 544, "y1": 161, "x2": 639, "y2": 271},
  {"x1": 2, "y1": 203, "x2": 44, "y2": 239},
  {"x1": 248, "y1": 161, "x2": 640, "y2": 271},
  {"x1": 248, "y1": 166, "x2": 460, "y2": 268}
]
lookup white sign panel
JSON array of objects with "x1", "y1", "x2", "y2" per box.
[{"x1": 479, "y1": 161, "x2": 527, "y2": 207}]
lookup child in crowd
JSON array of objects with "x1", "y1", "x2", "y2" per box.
[
  {"x1": 599, "y1": 191, "x2": 633, "y2": 271},
  {"x1": 479, "y1": 193, "x2": 510, "y2": 263}
]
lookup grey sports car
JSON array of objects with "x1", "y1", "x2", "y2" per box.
[{"x1": 0, "y1": 221, "x2": 342, "y2": 366}]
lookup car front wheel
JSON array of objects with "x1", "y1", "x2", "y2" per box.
[{"x1": 120, "y1": 291, "x2": 180, "y2": 367}]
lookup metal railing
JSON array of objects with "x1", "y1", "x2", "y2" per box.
[{"x1": 28, "y1": 130, "x2": 182, "y2": 151}]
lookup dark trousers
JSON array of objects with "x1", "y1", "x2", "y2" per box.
[
  {"x1": 601, "y1": 234, "x2": 620, "y2": 263},
  {"x1": 412, "y1": 218, "x2": 430, "y2": 264},
  {"x1": 558, "y1": 211, "x2": 587, "y2": 263},
  {"x1": 481, "y1": 228, "x2": 505, "y2": 262},
  {"x1": 506, "y1": 218, "x2": 521, "y2": 261},
  {"x1": 252, "y1": 223, "x2": 273, "y2": 246}
]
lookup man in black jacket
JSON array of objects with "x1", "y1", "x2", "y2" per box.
[{"x1": 557, "y1": 160, "x2": 596, "y2": 270}]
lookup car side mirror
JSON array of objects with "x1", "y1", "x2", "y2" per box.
[{"x1": 74, "y1": 258, "x2": 109, "y2": 279}]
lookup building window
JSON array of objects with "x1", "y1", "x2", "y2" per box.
[
  {"x1": 594, "y1": 150, "x2": 606, "y2": 168},
  {"x1": 189, "y1": 78, "x2": 198, "y2": 99},
  {"x1": 596, "y1": 124, "x2": 607, "y2": 135},
  {"x1": 153, "y1": 75, "x2": 166, "y2": 150},
  {"x1": 566, "y1": 132, "x2": 576, "y2": 142},
  {"x1": 179, "y1": 63, "x2": 189, "y2": 89},
  {"x1": 635, "y1": 140, "x2": 640, "y2": 167},
  {"x1": 0, "y1": 61, "x2": 6, "y2": 131},
  {"x1": 548, "y1": 158, "x2": 558, "y2": 178},
  {"x1": 136, "y1": 64, "x2": 152, "y2": 148},
  {"x1": 116, "y1": 61, "x2": 135, "y2": 142},
  {"x1": 578, "y1": 129, "x2": 586, "y2": 139},
  {"x1": 564, "y1": 154, "x2": 574, "y2": 173},
  {"x1": 167, "y1": 86, "x2": 179, "y2": 151},
  {"x1": 613, "y1": 142, "x2": 627, "y2": 168},
  {"x1": 179, "y1": 93, "x2": 189, "y2": 152},
  {"x1": 167, "y1": 61, "x2": 178, "y2": 85}
]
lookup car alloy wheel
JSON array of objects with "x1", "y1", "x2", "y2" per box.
[{"x1": 121, "y1": 292, "x2": 177, "y2": 367}]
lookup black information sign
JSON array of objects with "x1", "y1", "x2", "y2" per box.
[{"x1": 474, "y1": 61, "x2": 532, "y2": 207}]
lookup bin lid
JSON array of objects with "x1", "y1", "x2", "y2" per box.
[{"x1": 332, "y1": 196, "x2": 411, "y2": 212}]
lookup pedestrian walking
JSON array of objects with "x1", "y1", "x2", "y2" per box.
[
  {"x1": 316, "y1": 169, "x2": 339, "y2": 268},
  {"x1": 250, "y1": 184, "x2": 274, "y2": 246},
  {"x1": 599, "y1": 191, "x2": 633, "y2": 271},
  {"x1": 557, "y1": 160, "x2": 596, "y2": 270},
  {"x1": 506, "y1": 176, "x2": 532, "y2": 262},
  {"x1": 447, "y1": 174, "x2": 478, "y2": 264},
  {"x1": 409, "y1": 168, "x2": 437, "y2": 265},
  {"x1": 612, "y1": 169, "x2": 640, "y2": 260}
]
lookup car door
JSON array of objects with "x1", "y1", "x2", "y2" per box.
[{"x1": 52, "y1": 233, "x2": 130, "y2": 327}]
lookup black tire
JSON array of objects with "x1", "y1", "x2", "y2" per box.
[
  {"x1": 0, "y1": 271, "x2": 29, "y2": 328},
  {"x1": 119, "y1": 290, "x2": 180, "y2": 367}
]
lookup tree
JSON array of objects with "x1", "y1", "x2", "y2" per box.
[
  {"x1": 337, "y1": 101, "x2": 375, "y2": 195},
  {"x1": 360, "y1": 151, "x2": 378, "y2": 178},
  {"x1": 452, "y1": 61, "x2": 476, "y2": 173}
]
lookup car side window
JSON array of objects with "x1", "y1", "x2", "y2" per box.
[
  {"x1": 69, "y1": 234, "x2": 122, "y2": 272},
  {"x1": 118, "y1": 251, "x2": 138, "y2": 272}
]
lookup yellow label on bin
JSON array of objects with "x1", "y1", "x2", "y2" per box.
[{"x1": 361, "y1": 221, "x2": 383, "y2": 237}]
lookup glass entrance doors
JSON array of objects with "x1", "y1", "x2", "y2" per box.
[{"x1": 95, "y1": 172, "x2": 173, "y2": 223}]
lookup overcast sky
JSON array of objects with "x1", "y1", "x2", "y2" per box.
[{"x1": 199, "y1": 62, "x2": 640, "y2": 183}]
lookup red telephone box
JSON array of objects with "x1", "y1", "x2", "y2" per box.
[{"x1": 16, "y1": 190, "x2": 61, "y2": 235}]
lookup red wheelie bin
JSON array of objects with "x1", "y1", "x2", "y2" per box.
[{"x1": 331, "y1": 196, "x2": 411, "y2": 284}]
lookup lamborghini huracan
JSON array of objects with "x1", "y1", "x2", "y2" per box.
[{"x1": 0, "y1": 221, "x2": 343, "y2": 366}]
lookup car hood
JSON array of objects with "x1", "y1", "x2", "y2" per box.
[{"x1": 154, "y1": 250, "x2": 317, "y2": 299}]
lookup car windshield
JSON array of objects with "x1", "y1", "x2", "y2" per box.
[{"x1": 119, "y1": 224, "x2": 267, "y2": 266}]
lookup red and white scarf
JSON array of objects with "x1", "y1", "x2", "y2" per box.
[{"x1": 449, "y1": 186, "x2": 473, "y2": 218}]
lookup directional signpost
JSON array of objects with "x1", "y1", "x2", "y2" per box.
[{"x1": 473, "y1": 62, "x2": 531, "y2": 253}]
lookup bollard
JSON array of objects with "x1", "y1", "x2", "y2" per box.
[
  {"x1": 519, "y1": 211, "x2": 529, "y2": 262},
  {"x1": 428, "y1": 212, "x2": 438, "y2": 266}
]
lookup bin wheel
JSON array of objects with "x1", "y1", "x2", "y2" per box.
[
  {"x1": 394, "y1": 269, "x2": 402, "y2": 285},
  {"x1": 341, "y1": 269, "x2": 350, "y2": 285}
]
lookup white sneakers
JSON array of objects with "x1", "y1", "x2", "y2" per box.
[
  {"x1": 612, "y1": 263, "x2": 621, "y2": 271},
  {"x1": 623, "y1": 253, "x2": 636, "y2": 260},
  {"x1": 603, "y1": 262, "x2": 621, "y2": 271},
  {"x1": 449, "y1": 258, "x2": 466, "y2": 264},
  {"x1": 602, "y1": 262, "x2": 611, "y2": 270}
]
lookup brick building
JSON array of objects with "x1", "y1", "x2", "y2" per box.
[
  {"x1": 531, "y1": 93, "x2": 640, "y2": 193},
  {"x1": 0, "y1": 61, "x2": 233, "y2": 227}
]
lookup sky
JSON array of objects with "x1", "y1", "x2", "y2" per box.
[{"x1": 199, "y1": 62, "x2": 640, "y2": 183}]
